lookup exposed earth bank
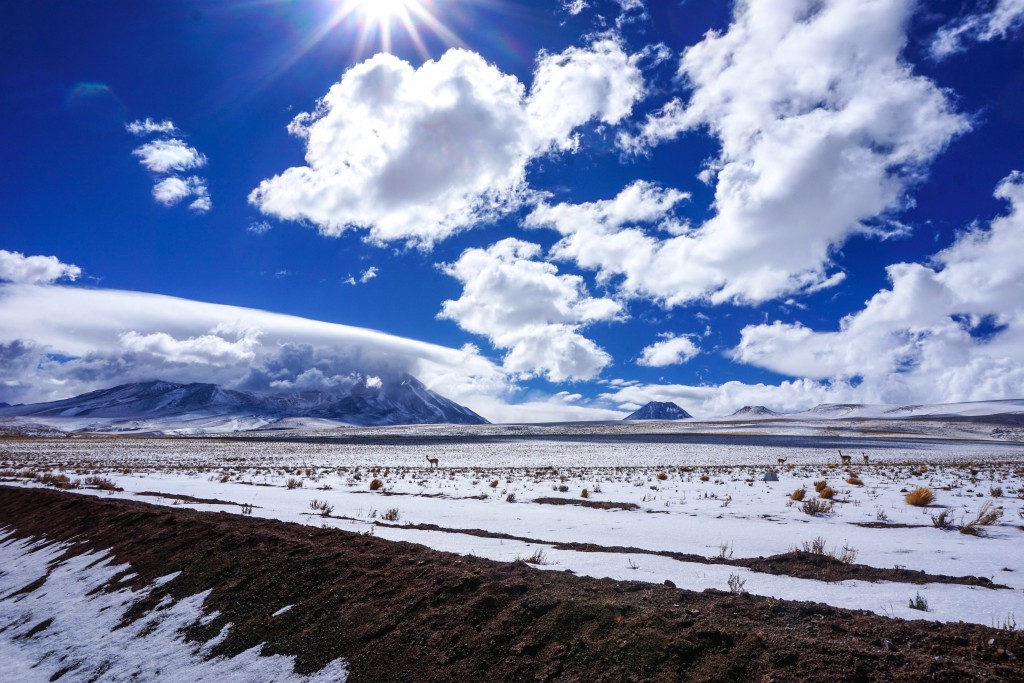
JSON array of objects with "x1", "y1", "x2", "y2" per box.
[{"x1": 1, "y1": 486, "x2": 1022, "y2": 682}]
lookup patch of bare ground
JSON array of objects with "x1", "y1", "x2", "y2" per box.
[
  {"x1": 134, "y1": 491, "x2": 249, "y2": 506},
  {"x1": 0, "y1": 485, "x2": 1021, "y2": 682},
  {"x1": 380, "y1": 524, "x2": 1006, "y2": 589},
  {"x1": 532, "y1": 497, "x2": 641, "y2": 511}
]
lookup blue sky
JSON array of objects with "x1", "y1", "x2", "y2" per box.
[{"x1": 2, "y1": 0, "x2": 1024, "y2": 421}]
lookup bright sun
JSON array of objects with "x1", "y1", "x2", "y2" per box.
[{"x1": 330, "y1": 0, "x2": 461, "y2": 56}]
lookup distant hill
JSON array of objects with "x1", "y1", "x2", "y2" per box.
[
  {"x1": 624, "y1": 401, "x2": 692, "y2": 421},
  {"x1": 728, "y1": 406, "x2": 779, "y2": 417},
  {"x1": 0, "y1": 402, "x2": 8, "y2": 409},
  {"x1": 0, "y1": 376, "x2": 488, "y2": 427}
]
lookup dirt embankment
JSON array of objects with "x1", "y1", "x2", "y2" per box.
[{"x1": 1, "y1": 485, "x2": 1021, "y2": 682}]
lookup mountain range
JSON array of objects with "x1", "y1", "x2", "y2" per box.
[{"x1": 0, "y1": 376, "x2": 488, "y2": 427}]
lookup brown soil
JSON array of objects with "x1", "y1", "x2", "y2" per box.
[
  {"x1": 1, "y1": 485, "x2": 1021, "y2": 682},
  {"x1": 380, "y1": 522, "x2": 1006, "y2": 589},
  {"x1": 134, "y1": 490, "x2": 250, "y2": 506},
  {"x1": 533, "y1": 497, "x2": 641, "y2": 511}
]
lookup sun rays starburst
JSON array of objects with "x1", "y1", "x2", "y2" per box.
[{"x1": 330, "y1": 0, "x2": 463, "y2": 58}]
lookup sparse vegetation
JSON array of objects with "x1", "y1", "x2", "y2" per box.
[
  {"x1": 818, "y1": 486, "x2": 836, "y2": 499},
  {"x1": 959, "y1": 501, "x2": 1002, "y2": 536},
  {"x1": 506, "y1": 492, "x2": 516, "y2": 503},
  {"x1": 908, "y1": 593, "x2": 929, "y2": 611},
  {"x1": 517, "y1": 548, "x2": 549, "y2": 565},
  {"x1": 369, "y1": 478, "x2": 383, "y2": 491},
  {"x1": 801, "y1": 499, "x2": 833, "y2": 516},
  {"x1": 931, "y1": 509, "x2": 953, "y2": 530},
  {"x1": 813, "y1": 480, "x2": 828, "y2": 493},
  {"x1": 309, "y1": 499, "x2": 334, "y2": 516},
  {"x1": 990, "y1": 486, "x2": 1003, "y2": 498},
  {"x1": 580, "y1": 488, "x2": 589, "y2": 498},
  {"x1": 727, "y1": 574, "x2": 746, "y2": 595},
  {"x1": 382, "y1": 508, "x2": 400, "y2": 521},
  {"x1": 489, "y1": 479, "x2": 499, "y2": 488},
  {"x1": 657, "y1": 472, "x2": 668, "y2": 481},
  {"x1": 84, "y1": 476, "x2": 121, "y2": 491},
  {"x1": 905, "y1": 487, "x2": 935, "y2": 507},
  {"x1": 846, "y1": 476, "x2": 863, "y2": 486},
  {"x1": 286, "y1": 477, "x2": 303, "y2": 490},
  {"x1": 790, "y1": 488, "x2": 806, "y2": 501}
]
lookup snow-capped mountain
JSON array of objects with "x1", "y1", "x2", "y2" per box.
[
  {"x1": 728, "y1": 405, "x2": 779, "y2": 418},
  {"x1": 0, "y1": 376, "x2": 488, "y2": 427},
  {"x1": 623, "y1": 401, "x2": 693, "y2": 421}
]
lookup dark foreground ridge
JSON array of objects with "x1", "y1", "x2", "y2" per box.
[{"x1": 1, "y1": 486, "x2": 1021, "y2": 682}]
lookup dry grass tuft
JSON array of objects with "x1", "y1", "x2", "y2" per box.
[
  {"x1": 846, "y1": 476, "x2": 864, "y2": 486},
  {"x1": 580, "y1": 489, "x2": 589, "y2": 498},
  {"x1": 286, "y1": 477, "x2": 303, "y2": 490},
  {"x1": 801, "y1": 499, "x2": 834, "y2": 516},
  {"x1": 905, "y1": 487, "x2": 935, "y2": 506},
  {"x1": 813, "y1": 480, "x2": 828, "y2": 493},
  {"x1": 818, "y1": 486, "x2": 836, "y2": 500},
  {"x1": 382, "y1": 508, "x2": 400, "y2": 521},
  {"x1": 960, "y1": 501, "x2": 1003, "y2": 536},
  {"x1": 790, "y1": 488, "x2": 806, "y2": 501},
  {"x1": 84, "y1": 476, "x2": 121, "y2": 492},
  {"x1": 699, "y1": 474, "x2": 710, "y2": 482},
  {"x1": 369, "y1": 478, "x2": 383, "y2": 491},
  {"x1": 931, "y1": 509, "x2": 953, "y2": 530},
  {"x1": 657, "y1": 472, "x2": 668, "y2": 481}
]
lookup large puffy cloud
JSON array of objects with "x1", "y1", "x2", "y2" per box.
[
  {"x1": 0, "y1": 250, "x2": 81, "y2": 284},
  {"x1": 250, "y1": 38, "x2": 645, "y2": 247},
  {"x1": 571, "y1": 0, "x2": 969, "y2": 306},
  {"x1": 931, "y1": 0, "x2": 1024, "y2": 58},
  {"x1": 439, "y1": 238, "x2": 622, "y2": 381},
  {"x1": 733, "y1": 172, "x2": 1024, "y2": 404}
]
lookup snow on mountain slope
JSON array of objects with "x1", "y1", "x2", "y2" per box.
[
  {"x1": 727, "y1": 406, "x2": 779, "y2": 418},
  {"x1": 623, "y1": 401, "x2": 693, "y2": 421},
  {"x1": 793, "y1": 400, "x2": 1024, "y2": 420},
  {"x1": 0, "y1": 376, "x2": 489, "y2": 428}
]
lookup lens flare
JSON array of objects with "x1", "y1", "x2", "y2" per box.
[{"x1": 331, "y1": 0, "x2": 463, "y2": 57}]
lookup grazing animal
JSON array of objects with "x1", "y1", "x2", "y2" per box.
[
  {"x1": 862, "y1": 453, "x2": 870, "y2": 465},
  {"x1": 839, "y1": 450, "x2": 852, "y2": 465},
  {"x1": 426, "y1": 455, "x2": 439, "y2": 469},
  {"x1": 777, "y1": 458, "x2": 787, "y2": 466}
]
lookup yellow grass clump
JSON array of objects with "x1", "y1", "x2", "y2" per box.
[
  {"x1": 580, "y1": 489, "x2": 589, "y2": 498},
  {"x1": 905, "y1": 487, "x2": 935, "y2": 506},
  {"x1": 818, "y1": 486, "x2": 836, "y2": 499},
  {"x1": 369, "y1": 478, "x2": 383, "y2": 491},
  {"x1": 657, "y1": 472, "x2": 668, "y2": 481},
  {"x1": 813, "y1": 480, "x2": 828, "y2": 493},
  {"x1": 847, "y1": 476, "x2": 864, "y2": 486},
  {"x1": 790, "y1": 488, "x2": 807, "y2": 501}
]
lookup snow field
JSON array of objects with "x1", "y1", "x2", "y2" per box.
[
  {"x1": 0, "y1": 530, "x2": 349, "y2": 682},
  {"x1": 4, "y1": 442, "x2": 1024, "y2": 629}
]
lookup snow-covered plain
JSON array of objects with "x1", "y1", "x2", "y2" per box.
[
  {"x1": 0, "y1": 531, "x2": 349, "y2": 682},
  {"x1": 2, "y1": 424, "x2": 1024, "y2": 633}
]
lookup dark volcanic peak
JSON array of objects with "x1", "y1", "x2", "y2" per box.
[
  {"x1": 0, "y1": 402, "x2": 8, "y2": 408},
  {"x1": 729, "y1": 405, "x2": 779, "y2": 417},
  {"x1": 0, "y1": 376, "x2": 488, "y2": 427},
  {"x1": 624, "y1": 401, "x2": 692, "y2": 421}
]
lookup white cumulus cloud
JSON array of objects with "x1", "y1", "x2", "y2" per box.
[
  {"x1": 637, "y1": 334, "x2": 700, "y2": 367},
  {"x1": 732, "y1": 171, "x2": 1024, "y2": 404},
  {"x1": 250, "y1": 38, "x2": 645, "y2": 248},
  {"x1": 591, "y1": 0, "x2": 969, "y2": 306},
  {"x1": 0, "y1": 250, "x2": 82, "y2": 285},
  {"x1": 132, "y1": 139, "x2": 207, "y2": 174},
  {"x1": 119, "y1": 328, "x2": 260, "y2": 366},
  {"x1": 439, "y1": 238, "x2": 622, "y2": 381}
]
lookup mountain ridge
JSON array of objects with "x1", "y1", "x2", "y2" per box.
[{"x1": 0, "y1": 376, "x2": 488, "y2": 427}]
